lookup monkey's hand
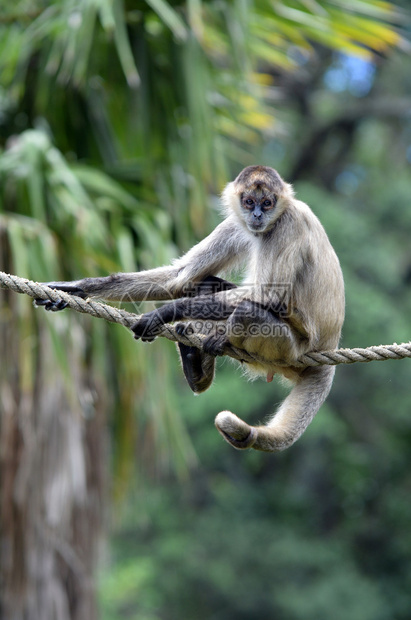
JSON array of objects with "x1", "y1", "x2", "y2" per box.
[
  {"x1": 34, "y1": 282, "x2": 87, "y2": 312},
  {"x1": 132, "y1": 310, "x2": 166, "y2": 342}
]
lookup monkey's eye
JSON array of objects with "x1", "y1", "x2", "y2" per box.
[
  {"x1": 245, "y1": 198, "x2": 254, "y2": 207},
  {"x1": 262, "y1": 199, "x2": 272, "y2": 208}
]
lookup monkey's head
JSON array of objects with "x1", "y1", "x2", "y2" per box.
[{"x1": 222, "y1": 166, "x2": 294, "y2": 234}]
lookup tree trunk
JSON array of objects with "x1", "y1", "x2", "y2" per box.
[{"x1": 0, "y1": 283, "x2": 107, "y2": 620}]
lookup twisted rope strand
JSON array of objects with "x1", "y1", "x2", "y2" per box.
[{"x1": 1, "y1": 271, "x2": 410, "y2": 369}]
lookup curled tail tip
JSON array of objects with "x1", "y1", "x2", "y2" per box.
[
  {"x1": 214, "y1": 411, "x2": 298, "y2": 453},
  {"x1": 214, "y1": 367, "x2": 336, "y2": 453},
  {"x1": 215, "y1": 411, "x2": 257, "y2": 450}
]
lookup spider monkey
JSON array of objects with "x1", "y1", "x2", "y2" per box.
[{"x1": 37, "y1": 166, "x2": 345, "y2": 452}]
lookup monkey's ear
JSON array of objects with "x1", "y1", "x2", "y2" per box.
[
  {"x1": 220, "y1": 181, "x2": 240, "y2": 215},
  {"x1": 281, "y1": 182, "x2": 295, "y2": 201}
]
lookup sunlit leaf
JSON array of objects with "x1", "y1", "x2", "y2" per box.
[
  {"x1": 146, "y1": 0, "x2": 188, "y2": 41},
  {"x1": 112, "y1": 0, "x2": 140, "y2": 87}
]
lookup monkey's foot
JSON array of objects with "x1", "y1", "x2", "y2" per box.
[
  {"x1": 177, "y1": 342, "x2": 215, "y2": 394},
  {"x1": 203, "y1": 334, "x2": 227, "y2": 357},
  {"x1": 34, "y1": 283, "x2": 86, "y2": 312},
  {"x1": 215, "y1": 411, "x2": 258, "y2": 450},
  {"x1": 131, "y1": 311, "x2": 164, "y2": 342}
]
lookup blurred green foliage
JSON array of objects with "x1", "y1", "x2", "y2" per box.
[{"x1": 1, "y1": 0, "x2": 411, "y2": 619}]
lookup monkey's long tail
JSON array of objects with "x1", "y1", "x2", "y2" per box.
[{"x1": 214, "y1": 366, "x2": 335, "y2": 451}]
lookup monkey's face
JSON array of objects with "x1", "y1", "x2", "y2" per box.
[
  {"x1": 240, "y1": 190, "x2": 278, "y2": 233},
  {"x1": 221, "y1": 166, "x2": 293, "y2": 232}
]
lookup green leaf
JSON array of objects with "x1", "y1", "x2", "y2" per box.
[{"x1": 146, "y1": 0, "x2": 188, "y2": 41}]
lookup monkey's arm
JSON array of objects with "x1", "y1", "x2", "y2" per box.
[{"x1": 37, "y1": 216, "x2": 247, "y2": 306}]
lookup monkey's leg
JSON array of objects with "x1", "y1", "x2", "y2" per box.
[
  {"x1": 200, "y1": 298, "x2": 288, "y2": 357},
  {"x1": 174, "y1": 320, "x2": 223, "y2": 393},
  {"x1": 226, "y1": 299, "x2": 307, "y2": 365},
  {"x1": 132, "y1": 292, "x2": 237, "y2": 341},
  {"x1": 172, "y1": 279, "x2": 235, "y2": 392},
  {"x1": 134, "y1": 279, "x2": 234, "y2": 388},
  {"x1": 174, "y1": 280, "x2": 236, "y2": 386}
]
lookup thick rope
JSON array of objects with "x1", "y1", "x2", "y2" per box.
[{"x1": 1, "y1": 271, "x2": 410, "y2": 369}]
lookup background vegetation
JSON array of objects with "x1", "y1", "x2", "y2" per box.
[{"x1": 0, "y1": 1, "x2": 411, "y2": 619}]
